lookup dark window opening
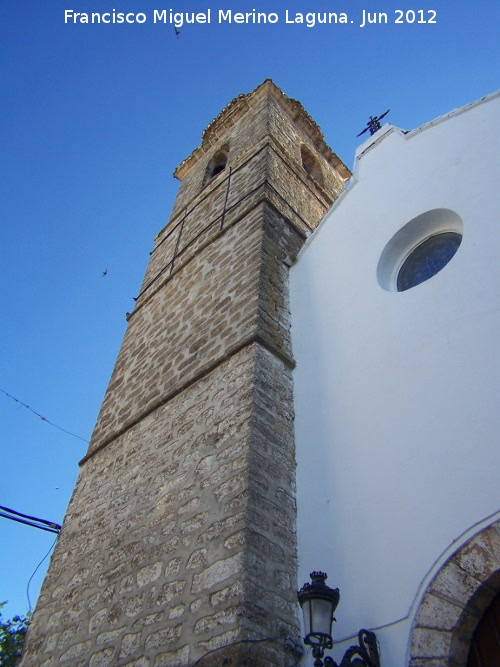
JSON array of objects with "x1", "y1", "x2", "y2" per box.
[
  {"x1": 211, "y1": 163, "x2": 226, "y2": 177},
  {"x1": 300, "y1": 145, "x2": 324, "y2": 187},
  {"x1": 205, "y1": 145, "x2": 229, "y2": 183}
]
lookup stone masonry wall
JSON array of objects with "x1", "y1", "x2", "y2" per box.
[
  {"x1": 171, "y1": 82, "x2": 346, "y2": 221},
  {"x1": 21, "y1": 82, "x2": 346, "y2": 667},
  {"x1": 138, "y1": 133, "x2": 333, "y2": 310},
  {"x1": 89, "y1": 200, "x2": 305, "y2": 452},
  {"x1": 21, "y1": 343, "x2": 298, "y2": 667},
  {"x1": 90, "y1": 100, "x2": 340, "y2": 452}
]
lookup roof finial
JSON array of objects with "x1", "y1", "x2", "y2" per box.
[{"x1": 357, "y1": 109, "x2": 390, "y2": 137}]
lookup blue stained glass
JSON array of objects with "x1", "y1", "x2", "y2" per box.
[{"x1": 397, "y1": 232, "x2": 462, "y2": 292}]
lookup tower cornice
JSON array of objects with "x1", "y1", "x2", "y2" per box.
[{"x1": 174, "y1": 79, "x2": 351, "y2": 181}]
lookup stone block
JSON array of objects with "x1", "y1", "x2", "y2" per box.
[
  {"x1": 415, "y1": 592, "x2": 464, "y2": 630},
  {"x1": 89, "y1": 648, "x2": 115, "y2": 666},
  {"x1": 137, "y1": 561, "x2": 162, "y2": 588},
  {"x1": 154, "y1": 645, "x2": 190, "y2": 667},
  {"x1": 145, "y1": 624, "x2": 182, "y2": 650},
  {"x1": 191, "y1": 553, "x2": 244, "y2": 593},
  {"x1": 59, "y1": 641, "x2": 93, "y2": 663},
  {"x1": 193, "y1": 606, "x2": 241, "y2": 634},
  {"x1": 119, "y1": 632, "x2": 141, "y2": 658},
  {"x1": 411, "y1": 628, "x2": 452, "y2": 658},
  {"x1": 156, "y1": 580, "x2": 186, "y2": 605}
]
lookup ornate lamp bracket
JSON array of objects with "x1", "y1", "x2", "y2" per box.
[{"x1": 298, "y1": 573, "x2": 381, "y2": 667}]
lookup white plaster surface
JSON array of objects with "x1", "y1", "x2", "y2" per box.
[{"x1": 291, "y1": 92, "x2": 500, "y2": 666}]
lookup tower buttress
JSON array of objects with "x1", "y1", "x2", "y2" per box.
[{"x1": 21, "y1": 80, "x2": 349, "y2": 667}]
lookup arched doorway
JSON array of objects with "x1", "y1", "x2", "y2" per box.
[
  {"x1": 408, "y1": 521, "x2": 500, "y2": 666},
  {"x1": 467, "y1": 591, "x2": 500, "y2": 666}
]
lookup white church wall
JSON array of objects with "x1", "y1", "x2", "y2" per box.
[{"x1": 291, "y1": 92, "x2": 500, "y2": 665}]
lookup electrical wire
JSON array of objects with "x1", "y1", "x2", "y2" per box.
[
  {"x1": 191, "y1": 636, "x2": 303, "y2": 667},
  {"x1": 0, "y1": 505, "x2": 61, "y2": 535},
  {"x1": 287, "y1": 637, "x2": 305, "y2": 667},
  {"x1": 26, "y1": 536, "x2": 57, "y2": 614},
  {"x1": 0, "y1": 387, "x2": 89, "y2": 443}
]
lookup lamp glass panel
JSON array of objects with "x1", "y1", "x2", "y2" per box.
[
  {"x1": 302, "y1": 600, "x2": 312, "y2": 637},
  {"x1": 310, "y1": 598, "x2": 334, "y2": 636}
]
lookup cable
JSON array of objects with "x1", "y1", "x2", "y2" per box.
[
  {"x1": 26, "y1": 536, "x2": 57, "y2": 614},
  {"x1": 0, "y1": 387, "x2": 89, "y2": 443},
  {"x1": 286, "y1": 637, "x2": 305, "y2": 667},
  {"x1": 191, "y1": 636, "x2": 302, "y2": 667},
  {"x1": 0, "y1": 505, "x2": 61, "y2": 534}
]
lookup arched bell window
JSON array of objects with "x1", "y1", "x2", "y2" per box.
[
  {"x1": 205, "y1": 144, "x2": 229, "y2": 183},
  {"x1": 300, "y1": 145, "x2": 324, "y2": 187}
]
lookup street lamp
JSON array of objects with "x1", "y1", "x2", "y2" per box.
[{"x1": 297, "y1": 572, "x2": 380, "y2": 667}]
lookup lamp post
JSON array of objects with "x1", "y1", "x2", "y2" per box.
[{"x1": 297, "y1": 572, "x2": 381, "y2": 667}]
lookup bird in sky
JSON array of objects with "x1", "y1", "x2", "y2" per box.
[
  {"x1": 102, "y1": 268, "x2": 108, "y2": 277},
  {"x1": 174, "y1": 27, "x2": 180, "y2": 38}
]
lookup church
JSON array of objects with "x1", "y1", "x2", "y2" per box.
[{"x1": 20, "y1": 81, "x2": 500, "y2": 666}]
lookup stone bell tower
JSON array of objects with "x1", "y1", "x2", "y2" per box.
[{"x1": 21, "y1": 80, "x2": 349, "y2": 667}]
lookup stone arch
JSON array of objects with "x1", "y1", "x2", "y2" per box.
[
  {"x1": 300, "y1": 144, "x2": 324, "y2": 187},
  {"x1": 409, "y1": 520, "x2": 500, "y2": 666},
  {"x1": 204, "y1": 144, "x2": 229, "y2": 183}
]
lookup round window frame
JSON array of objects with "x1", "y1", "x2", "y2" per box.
[{"x1": 377, "y1": 208, "x2": 464, "y2": 292}]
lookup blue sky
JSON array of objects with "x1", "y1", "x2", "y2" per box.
[{"x1": 1, "y1": 0, "x2": 498, "y2": 619}]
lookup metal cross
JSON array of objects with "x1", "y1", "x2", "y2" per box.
[{"x1": 357, "y1": 110, "x2": 390, "y2": 137}]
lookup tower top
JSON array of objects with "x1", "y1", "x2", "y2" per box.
[{"x1": 174, "y1": 79, "x2": 351, "y2": 181}]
